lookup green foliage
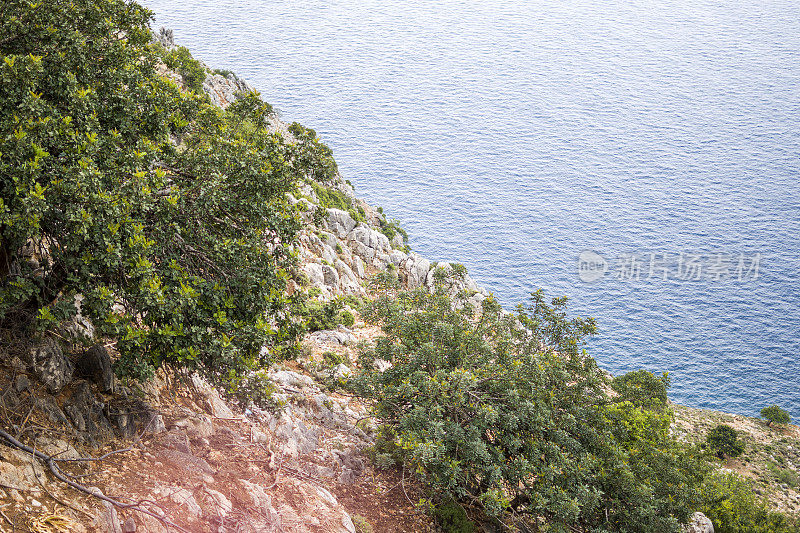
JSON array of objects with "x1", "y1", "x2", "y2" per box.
[
  {"x1": 339, "y1": 309, "x2": 355, "y2": 327},
  {"x1": 159, "y1": 45, "x2": 207, "y2": 93},
  {"x1": 700, "y1": 471, "x2": 800, "y2": 533},
  {"x1": 352, "y1": 277, "x2": 704, "y2": 531},
  {"x1": 611, "y1": 370, "x2": 670, "y2": 410},
  {"x1": 762, "y1": 405, "x2": 791, "y2": 426},
  {"x1": 308, "y1": 180, "x2": 364, "y2": 223},
  {"x1": 301, "y1": 296, "x2": 354, "y2": 332},
  {"x1": 766, "y1": 462, "x2": 800, "y2": 489},
  {"x1": 364, "y1": 425, "x2": 402, "y2": 469},
  {"x1": 450, "y1": 262, "x2": 468, "y2": 278},
  {"x1": 231, "y1": 369, "x2": 285, "y2": 412},
  {"x1": 303, "y1": 298, "x2": 341, "y2": 332},
  {"x1": 369, "y1": 267, "x2": 400, "y2": 292},
  {"x1": 378, "y1": 217, "x2": 409, "y2": 248},
  {"x1": 0, "y1": 0, "x2": 314, "y2": 388},
  {"x1": 322, "y1": 350, "x2": 346, "y2": 367},
  {"x1": 339, "y1": 294, "x2": 365, "y2": 310},
  {"x1": 705, "y1": 425, "x2": 745, "y2": 459},
  {"x1": 351, "y1": 514, "x2": 374, "y2": 533},
  {"x1": 212, "y1": 68, "x2": 235, "y2": 79},
  {"x1": 312, "y1": 205, "x2": 329, "y2": 226},
  {"x1": 433, "y1": 498, "x2": 476, "y2": 533},
  {"x1": 288, "y1": 123, "x2": 338, "y2": 183}
]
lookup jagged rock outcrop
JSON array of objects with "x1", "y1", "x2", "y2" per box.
[
  {"x1": 403, "y1": 252, "x2": 430, "y2": 289},
  {"x1": 26, "y1": 337, "x2": 73, "y2": 393},
  {"x1": 203, "y1": 72, "x2": 254, "y2": 108}
]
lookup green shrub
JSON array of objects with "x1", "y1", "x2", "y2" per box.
[
  {"x1": 700, "y1": 471, "x2": 800, "y2": 533},
  {"x1": 312, "y1": 205, "x2": 329, "y2": 226},
  {"x1": 352, "y1": 277, "x2": 705, "y2": 530},
  {"x1": 611, "y1": 369, "x2": 670, "y2": 409},
  {"x1": 378, "y1": 217, "x2": 409, "y2": 244},
  {"x1": 433, "y1": 498, "x2": 476, "y2": 533},
  {"x1": 705, "y1": 425, "x2": 745, "y2": 459},
  {"x1": 212, "y1": 68, "x2": 235, "y2": 78},
  {"x1": 338, "y1": 309, "x2": 355, "y2": 327},
  {"x1": 303, "y1": 298, "x2": 341, "y2": 332},
  {"x1": 365, "y1": 426, "x2": 402, "y2": 469},
  {"x1": 307, "y1": 180, "x2": 364, "y2": 222},
  {"x1": 232, "y1": 370, "x2": 285, "y2": 411},
  {"x1": 322, "y1": 351, "x2": 346, "y2": 367},
  {"x1": 288, "y1": 123, "x2": 338, "y2": 183},
  {"x1": 761, "y1": 405, "x2": 791, "y2": 426},
  {"x1": 450, "y1": 262, "x2": 468, "y2": 278},
  {"x1": 302, "y1": 297, "x2": 356, "y2": 332},
  {"x1": 369, "y1": 268, "x2": 400, "y2": 292},
  {"x1": 0, "y1": 1, "x2": 311, "y2": 387},
  {"x1": 162, "y1": 45, "x2": 207, "y2": 93},
  {"x1": 766, "y1": 462, "x2": 800, "y2": 489}
]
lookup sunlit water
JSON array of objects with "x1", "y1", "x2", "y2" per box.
[{"x1": 141, "y1": 0, "x2": 800, "y2": 418}]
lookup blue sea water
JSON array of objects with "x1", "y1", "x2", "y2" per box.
[{"x1": 140, "y1": 0, "x2": 800, "y2": 419}]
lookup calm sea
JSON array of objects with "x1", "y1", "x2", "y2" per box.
[{"x1": 141, "y1": 0, "x2": 800, "y2": 419}]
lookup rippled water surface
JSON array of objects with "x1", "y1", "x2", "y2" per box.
[{"x1": 141, "y1": 0, "x2": 800, "y2": 418}]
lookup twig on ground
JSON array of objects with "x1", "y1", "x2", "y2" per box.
[
  {"x1": 0, "y1": 427, "x2": 190, "y2": 533},
  {"x1": 52, "y1": 447, "x2": 132, "y2": 463},
  {"x1": 400, "y1": 465, "x2": 421, "y2": 512},
  {"x1": 30, "y1": 449, "x2": 94, "y2": 519}
]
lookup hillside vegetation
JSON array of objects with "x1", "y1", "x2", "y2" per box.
[{"x1": 1, "y1": 1, "x2": 798, "y2": 532}]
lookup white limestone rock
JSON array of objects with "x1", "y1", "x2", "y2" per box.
[{"x1": 403, "y1": 252, "x2": 430, "y2": 289}]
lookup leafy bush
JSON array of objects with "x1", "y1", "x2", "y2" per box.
[
  {"x1": 700, "y1": 471, "x2": 800, "y2": 533},
  {"x1": 312, "y1": 205, "x2": 329, "y2": 226},
  {"x1": 322, "y1": 351, "x2": 346, "y2": 367},
  {"x1": 339, "y1": 309, "x2": 355, "y2": 327},
  {"x1": 352, "y1": 277, "x2": 705, "y2": 531},
  {"x1": 288, "y1": 123, "x2": 338, "y2": 183},
  {"x1": 308, "y1": 180, "x2": 364, "y2": 222},
  {"x1": 161, "y1": 45, "x2": 207, "y2": 93},
  {"x1": 0, "y1": 0, "x2": 308, "y2": 388},
  {"x1": 378, "y1": 217, "x2": 409, "y2": 245},
  {"x1": 761, "y1": 405, "x2": 791, "y2": 426},
  {"x1": 212, "y1": 68, "x2": 235, "y2": 79},
  {"x1": 433, "y1": 498, "x2": 476, "y2": 533},
  {"x1": 705, "y1": 425, "x2": 745, "y2": 459},
  {"x1": 611, "y1": 369, "x2": 670, "y2": 409},
  {"x1": 767, "y1": 462, "x2": 800, "y2": 489},
  {"x1": 302, "y1": 297, "x2": 355, "y2": 332},
  {"x1": 303, "y1": 298, "x2": 341, "y2": 332},
  {"x1": 364, "y1": 425, "x2": 402, "y2": 469}
]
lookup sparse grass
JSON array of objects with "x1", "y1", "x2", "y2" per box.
[
  {"x1": 351, "y1": 514, "x2": 374, "y2": 533},
  {"x1": 673, "y1": 404, "x2": 800, "y2": 512}
]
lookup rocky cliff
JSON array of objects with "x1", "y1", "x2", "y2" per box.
[{"x1": 0, "y1": 27, "x2": 797, "y2": 533}]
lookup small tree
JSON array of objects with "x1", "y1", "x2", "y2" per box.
[
  {"x1": 611, "y1": 369, "x2": 670, "y2": 410},
  {"x1": 760, "y1": 405, "x2": 791, "y2": 427},
  {"x1": 353, "y1": 274, "x2": 707, "y2": 531},
  {"x1": 705, "y1": 424, "x2": 744, "y2": 459},
  {"x1": 700, "y1": 471, "x2": 800, "y2": 533},
  {"x1": 0, "y1": 0, "x2": 337, "y2": 390}
]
